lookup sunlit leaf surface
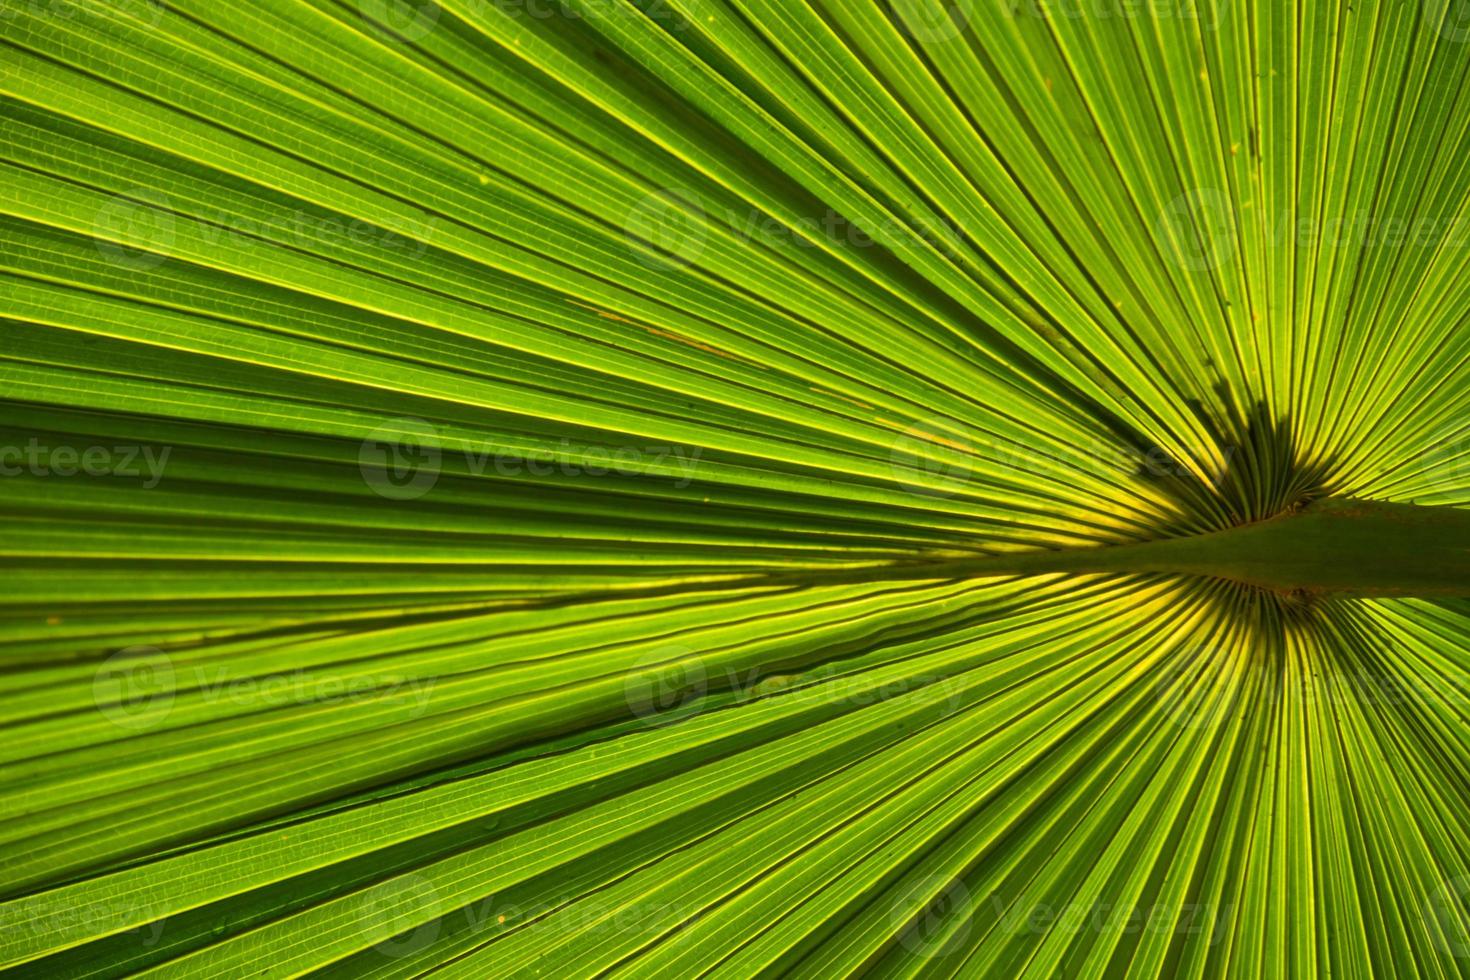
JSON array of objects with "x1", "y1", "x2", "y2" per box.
[{"x1": 1, "y1": 0, "x2": 1467, "y2": 975}]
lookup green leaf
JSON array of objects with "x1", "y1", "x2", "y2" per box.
[{"x1": 1, "y1": 0, "x2": 1467, "y2": 976}]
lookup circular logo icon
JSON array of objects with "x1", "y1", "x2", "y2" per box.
[
  {"x1": 110, "y1": 0, "x2": 167, "y2": 27},
  {"x1": 358, "y1": 0, "x2": 441, "y2": 43},
  {"x1": 1152, "y1": 646, "x2": 1235, "y2": 732},
  {"x1": 359, "y1": 874, "x2": 443, "y2": 958},
  {"x1": 1157, "y1": 189, "x2": 1236, "y2": 271},
  {"x1": 891, "y1": 0, "x2": 970, "y2": 42},
  {"x1": 1422, "y1": 429, "x2": 1469, "y2": 494},
  {"x1": 1423, "y1": 0, "x2": 1470, "y2": 43},
  {"x1": 889, "y1": 874, "x2": 972, "y2": 958},
  {"x1": 16, "y1": 0, "x2": 74, "y2": 22},
  {"x1": 93, "y1": 191, "x2": 175, "y2": 271},
  {"x1": 359, "y1": 418, "x2": 442, "y2": 500},
  {"x1": 888, "y1": 418, "x2": 975, "y2": 498},
  {"x1": 623, "y1": 645, "x2": 706, "y2": 727},
  {"x1": 93, "y1": 646, "x2": 176, "y2": 730},
  {"x1": 624, "y1": 189, "x2": 707, "y2": 271},
  {"x1": 1424, "y1": 875, "x2": 1470, "y2": 957},
  {"x1": 1198, "y1": 0, "x2": 1232, "y2": 30},
  {"x1": 1171, "y1": 0, "x2": 1232, "y2": 31}
]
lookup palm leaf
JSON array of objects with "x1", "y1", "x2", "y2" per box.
[{"x1": 1, "y1": 0, "x2": 1467, "y2": 976}]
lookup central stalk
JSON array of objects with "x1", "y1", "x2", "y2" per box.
[{"x1": 885, "y1": 499, "x2": 1470, "y2": 598}]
